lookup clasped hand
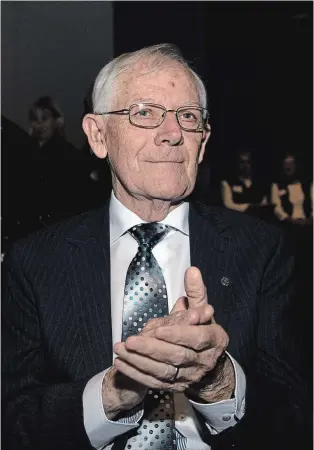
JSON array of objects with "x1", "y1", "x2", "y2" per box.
[{"x1": 113, "y1": 267, "x2": 230, "y2": 394}]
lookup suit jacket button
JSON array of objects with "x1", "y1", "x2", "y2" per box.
[
  {"x1": 222, "y1": 414, "x2": 231, "y2": 421},
  {"x1": 221, "y1": 276, "x2": 232, "y2": 287}
]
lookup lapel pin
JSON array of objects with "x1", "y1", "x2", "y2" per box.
[{"x1": 221, "y1": 276, "x2": 232, "y2": 287}]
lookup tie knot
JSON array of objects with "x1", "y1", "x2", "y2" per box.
[{"x1": 129, "y1": 223, "x2": 170, "y2": 248}]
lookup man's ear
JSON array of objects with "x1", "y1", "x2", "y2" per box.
[
  {"x1": 198, "y1": 124, "x2": 211, "y2": 164},
  {"x1": 82, "y1": 114, "x2": 108, "y2": 159}
]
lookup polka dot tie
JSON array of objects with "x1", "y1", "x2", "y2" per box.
[{"x1": 122, "y1": 223, "x2": 176, "y2": 450}]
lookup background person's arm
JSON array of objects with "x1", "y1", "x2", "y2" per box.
[
  {"x1": 271, "y1": 183, "x2": 289, "y2": 221},
  {"x1": 221, "y1": 180, "x2": 249, "y2": 212}
]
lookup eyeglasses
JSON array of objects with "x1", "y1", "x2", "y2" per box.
[{"x1": 95, "y1": 102, "x2": 209, "y2": 131}]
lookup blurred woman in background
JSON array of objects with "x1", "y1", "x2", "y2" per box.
[
  {"x1": 221, "y1": 150, "x2": 272, "y2": 221},
  {"x1": 28, "y1": 96, "x2": 81, "y2": 228},
  {"x1": 271, "y1": 152, "x2": 313, "y2": 225}
]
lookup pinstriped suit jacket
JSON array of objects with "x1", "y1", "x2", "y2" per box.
[{"x1": 2, "y1": 201, "x2": 308, "y2": 450}]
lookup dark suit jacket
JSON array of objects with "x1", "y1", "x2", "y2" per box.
[{"x1": 2, "y1": 201, "x2": 309, "y2": 450}]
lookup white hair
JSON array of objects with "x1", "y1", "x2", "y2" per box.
[{"x1": 92, "y1": 43, "x2": 208, "y2": 113}]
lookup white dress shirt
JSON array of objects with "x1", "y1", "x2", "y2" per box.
[{"x1": 83, "y1": 192, "x2": 246, "y2": 449}]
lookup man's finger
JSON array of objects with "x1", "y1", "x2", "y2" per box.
[
  {"x1": 121, "y1": 335, "x2": 196, "y2": 366},
  {"x1": 114, "y1": 358, "x2": 188, "y2": 392},
  {"x1": 170, "y1": 296, "x2": 188, "y2": 314},
  {"x1": 142, "y1": 306, "x2": 203, "y2": 337},
  {"x1": 185, "y1": 267, "x2": 208, "y2": 308},
  {"x1": 155, "y1": 323, "x2": 228, "y2": 352}
]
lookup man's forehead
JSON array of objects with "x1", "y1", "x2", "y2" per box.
[{"x1": 116, "y1": 64, "x2": 199, "y2": 106}]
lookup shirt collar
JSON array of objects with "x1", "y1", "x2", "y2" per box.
[{"x1": 109, "y1": 191, "x2": 190, "y2": 244}]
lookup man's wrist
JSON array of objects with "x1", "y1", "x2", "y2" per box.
[
  {"x1": 102, "y1": 367, "x2": 147, "y2": 419},
  {"x1": 186, "y1": 354, "x2": 235, "y2": 403}
]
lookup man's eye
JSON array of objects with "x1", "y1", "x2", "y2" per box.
[
  {"x1": 137, "y1": 109, "x2": 151, "y2": 117},
  {"x1": 181, "y1": 112, "x2": 197, "y2": 121}
]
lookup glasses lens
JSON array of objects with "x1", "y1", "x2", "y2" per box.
[
  {"x1": 130, "y1": 104, "x2": 164, "y2": 127},
  {"x1": 178, "y1": 107, "x2": 206, "y2": 130}
]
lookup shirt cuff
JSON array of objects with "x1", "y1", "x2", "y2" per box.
[
  {"x1": 189, "y1": 353, "x2": 246, "y2": 434},
  {"x1": 83, "y1": 368, "x2": 143, "y2": 449}
]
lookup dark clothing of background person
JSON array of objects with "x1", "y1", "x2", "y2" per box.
[
  {"x1": 28, "y1": 134, "x2": 83, "y2": 228},
  {"x1": 221, "y1": 176, "x2": 273, "y2": 222},
  {"x1": 1, "y1": 116, "x2": 37, "y2": 246},
  {"x1": 2, "y1": 201, "x2": 309, "y2": 450}
]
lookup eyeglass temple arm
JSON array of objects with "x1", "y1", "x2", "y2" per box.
[{"x1": 96, "y1": 109, "x2": 129, "y2": 116}]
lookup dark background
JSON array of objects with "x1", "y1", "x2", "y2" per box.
[
  {"x1": 2, "y1": 1, "x2": 113, "y2": 148},
  {"x1": 114, "y1": 1, "x2": 313, "y2": 189},
  {"x1": 2, "y1": 1, "x2": 312, "y2": 176}
]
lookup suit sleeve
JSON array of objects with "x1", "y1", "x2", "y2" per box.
[
  {"x1": 200, "y1": 226, "x2": 309, "y2": 450},
  {"x1": 2, "y1": 244, "x2": 94, "y2": 450}
]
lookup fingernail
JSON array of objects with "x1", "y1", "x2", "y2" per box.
[
  {"x1": 114, "y1": 358, "x2": 121, "y2": 367},
  {"x1": 114, "y1": 343, "x2": 122, "y2": 353}
]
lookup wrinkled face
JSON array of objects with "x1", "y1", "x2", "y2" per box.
[
  {"x1": 283, "y1": 155, "x2": 296, "y2": 176},
  {"x1": 100, "y1": 63, "x2": 210, "y2": 202},
  {"x1": 30, "y1": 108, "x2": 58, "y2": 143}
]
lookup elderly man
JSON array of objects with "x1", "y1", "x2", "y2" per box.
[{"x1": 2, "y1": 44, "x2": 307, "y2": 450}]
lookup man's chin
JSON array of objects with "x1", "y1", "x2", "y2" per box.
[{"x1": 144, "y1": 184, "x2": 192, "y2": 203}]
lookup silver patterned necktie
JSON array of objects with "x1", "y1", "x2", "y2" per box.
[{"x1": 122, "y1": 223, "x2": 176, "y2": 450}]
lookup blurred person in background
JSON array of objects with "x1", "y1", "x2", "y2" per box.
[
  {"x1": 271, "y1": 152, "x2": 313, "y2": 226},
  {"x1": 221, "y1": 150, "x2": 272, "y2": 220},
  {"x1": 28, "y1": 96, "x2": 82, "y2": 227}
]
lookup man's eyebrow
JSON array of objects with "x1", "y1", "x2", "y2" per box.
[
  {"x1": 130, "y1": 98, "x2": 156, "y2": 104},
  {"x1": 129, "y1": 99, "x2": 202, "y2": 107}
]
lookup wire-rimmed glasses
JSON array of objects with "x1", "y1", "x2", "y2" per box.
[{"x1": 95, "y1": 102, "x2": 209, "y2": 131}]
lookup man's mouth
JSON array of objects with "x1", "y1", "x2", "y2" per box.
[{"x1": 144, "y1": 160, "x2": 184, "y2": 164}]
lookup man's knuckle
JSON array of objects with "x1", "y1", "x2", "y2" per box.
[
  {"x1": 151, "y1": 377, "x2": 163, "y2": 389},
  {"x1": 147, "y1": 318, "x2": 159, "y2": 327},
  {"x1": 203, "y1": 349, "x2": 216, "y2": 369},
  {"x1": 173, "y1": 383, "x2": 188, "y2": 392},
  {"x1": 193, "y1": 370, "x2": 205, "y2": 383},
  {"x1": 212, "y1": 324, "x2": 228, "y2": 348},
  {"x1": 194, "y1": 330, "x2": 207, "y2": 351},
  {"x1": 174, "y1": 348, "x2": 188, "y2": 366},
  {"x1": 194, "y1": 338, "x2": 205, "y2": 351},
  {"x1": 160, "y1": 365, "x2": 173, "y2": 380},
  {"x1": 172, "y1": 311, "x2": 187, "y2": 325}
]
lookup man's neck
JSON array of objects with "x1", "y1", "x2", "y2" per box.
[{"x1": 113, "y1": 188, "x2": 183, "y2": 222}]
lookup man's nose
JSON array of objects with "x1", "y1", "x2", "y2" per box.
[{"x1": 154, "y1": 111, "x2": 183, "y2": 146}]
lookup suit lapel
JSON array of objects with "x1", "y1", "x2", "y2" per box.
[
  {"x1": 64, "y1": 202, "x2": 113, "y2": 378},
  {"x1": 189, "y1": 203, "x2": 239, "y2": 332}
]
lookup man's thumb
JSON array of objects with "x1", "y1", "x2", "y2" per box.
[{"x1": 185, "y1": 266, "x2": 208, "y2": 308}]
